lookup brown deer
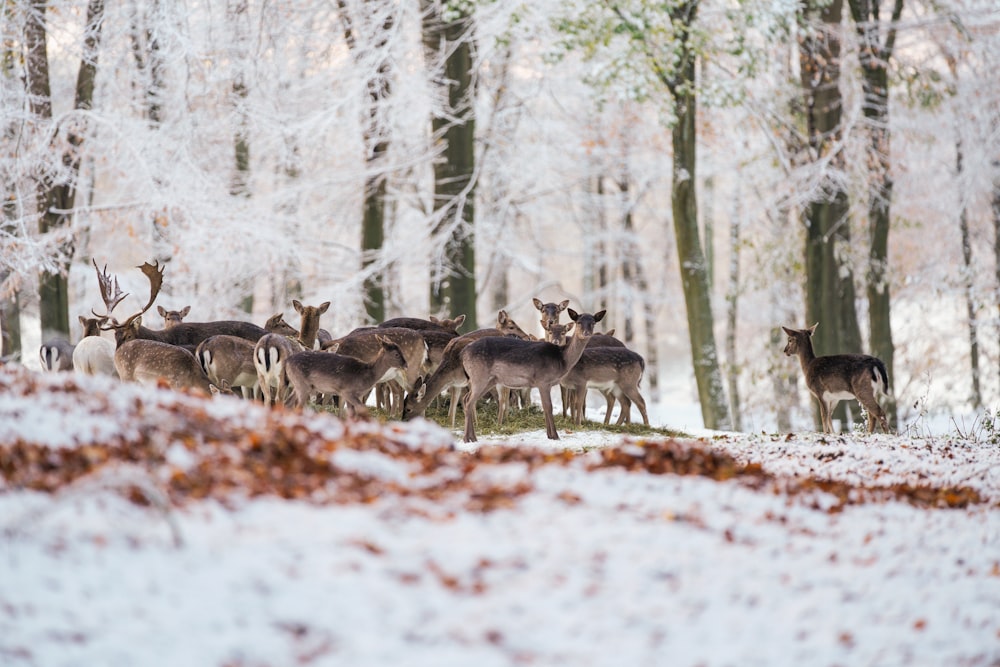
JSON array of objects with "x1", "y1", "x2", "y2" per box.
[
  {"x1": 329, "y1": 327, "x2": 427, "y2": 417},
  {"x1": 92, "y1": 261, "x2": 267, "y2": 348},
  {"x1": 401, "y1": 310, "x2": 531, "y2": 426},
  {"x1": 158, "y1": 305, "x2": 190, "y2": 328},
  {"x1": 254, "y1": 333, "x2": 300, "y2": 407},
  {"x1": 263, "y1": 313, "x2": 300, "y2": 337},
  {"x1": 533, "y1": 298, "x2": 569, "y2": 332},
  {"x1": 782, "y1": 323, "x2": 890, "y2": 433},
  {"x1": 284, "y1": 335, "x2": 407, "y2": 417},
  {"x1": 461, "y1": 309, "x2": 605, "y2": 442},
  {"x1": 92, "y1": 261, "x2": 212, "y2": 393},
  {"x1": 560, "y1": 346, "x2": 649, "y2": 426},
  {"x1": 196, "y1": 335, "x2": 259, "y2": 398},
  {"x1": 379, "y1": 314, "x2": 466, "y2": 335},
  {"x1": 292, "y1": 299, "x2": 330, "y2": 350},
  {"x1": 72, "y1": 316, "x2": 117, "y2": 377}
]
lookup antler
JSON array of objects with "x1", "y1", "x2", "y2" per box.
[
  {"x1": 92, "y1": 259, "x2": 129, "y2": 321},
  {"x1": 134, "y1": 260, "x2": 165, "y2": 317}
]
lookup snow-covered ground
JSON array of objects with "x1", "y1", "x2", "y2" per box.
[{"x1": 1, "y1": 366, "x2": 998, "y2": 667}]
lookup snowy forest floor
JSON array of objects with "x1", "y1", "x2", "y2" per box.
[{"x1": 1, "y1": 366, "x2": 999, "y2": 667}]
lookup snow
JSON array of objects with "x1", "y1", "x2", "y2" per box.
[{"x1": 1, "y1": 366, "x2": 999, "y2": 667}]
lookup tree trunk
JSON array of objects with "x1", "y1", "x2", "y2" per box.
[
  {"x1": 1, "y1": 21, "x2": 22, "y2": 360},
  {"x1": 421, "y1": 1, "x2": 477, "y2": 331},
  {"x1": 27, "y1": 0, "x2": 105, "y2": 340},
  {"x1": 670, "y1": 53, "x2": 732, "y2": 430},
  {"x1": 340, "y1": 1, "x2": 396, "y2": 324},
  {"x1": 993, "y1": 158, "x2": 1000, "y2": 396},
  {"x1": 799, "y1": 0, "x2": 860, "y2": 430},
  {"x1": 850, "y1": 0, "x2": 902, "y2": 428},
  {"x1": 726, "y1": 184, "x2": 742, "y2": 431},
  {"x1": 958, "y1": 139, "x2": 982, "y2": 408}
]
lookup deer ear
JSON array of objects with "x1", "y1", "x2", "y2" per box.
[
  {"x1": 781, "y1": 326, "x2": 795, "y2": 336},
  {"x1": 292, "y1": 300, "x2": 303, "y2": 313},
  {"x1": 180, "y1": 306, "x2": 191, "y2": 317},
  {"x1": 593, "y1": 310, "x2": 607, "y2": 322},
  {"x1": 532, "y1": 298, "x2": 544, "y2": 311},
  {"x1": 452, "y1": 314, "x2": 466, "y2": 327},
  {"x1": 565, "y1": 322, "x2": 575, "y2": 333},
  {"x1": 78, "y1": 315, "x2": 87, "y2": 327},
  {"x1": 567, "y1": 308, "x2": 580, "y2": 321},
  {"x1": 498, "y1": 310, "x2": 508, "y2": 324},
  {"x1": 558, "y1": 300, "x2": 569, "y2": 311},
  {"x1": 318, "y1": 302, "x2": 330, "y2": 315},
  {"x1": 157, "y1": 306, "x2": 166, "y2": 316},
  {"x1": 808, "y1": 323, "x2": 819, "y2": 335}
]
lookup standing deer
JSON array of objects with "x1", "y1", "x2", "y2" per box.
[
  {"x1": 92, "y1": 260, "x2": 212, "y2": 393},
  {"x1": 72, "y1": 316, "x2": 117, "y2": 377},
  {"x1": 330, "y1": 327, "x2": 427, "y2": 417},
  {"x1": 533, "y1": 298, "x2": 569, "y2": 332},
  {"x1": 782, "y1": 323, "x2": 890, "y2": 433},
  {"x1": 402, "y1": 310, "x2": 531, "y2": 427},
  {"x1": 292, "y1": 299, "x2": 330, "y2": 350},
  {"x1": 461, "y1": 309, "x2": 605, "y2": 442},
  {"x1": 560, "y1": 346, "x2": 649, "y2": 426},
  {"x1": 158, "y1": 305, "x2": 190, "y2": 328},
  {"x1": 254, "y1": 333, "x2": 300, "y2": 407},
  {"x1": 284, "y1": 335, "x2": 407, "y2": 417}
]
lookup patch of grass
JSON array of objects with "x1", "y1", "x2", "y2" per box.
[{"x1": 418, "y1": 395, "x2": 689, "y2": 439}]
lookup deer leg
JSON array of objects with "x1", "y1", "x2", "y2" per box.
[
  {"x1": 463, "y1": 381, "x2": 491, "y2": 443},
  {"x1": 622, "y1": 387, "x2": 648, "y2": 426},
  {"x1": 538, "y1": 385, "x2": 559, "y2": 439},
  {"x1": 498, "y1": 386, "x2": 509, "y2": 426},
  {"x1": 448, "y1": 386, "x2": 461, "y2": 429}
]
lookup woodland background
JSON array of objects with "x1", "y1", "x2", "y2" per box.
[{"x1": 2, "y1": 0, "x2": 1000, "y2": 432}]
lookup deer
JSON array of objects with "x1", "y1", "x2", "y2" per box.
[
  {"x1": 379, "y1": 314, "x2": 466, "y2": 336},
  {"x1": 560, "y1": 346, "x2": 649, "y2": 427},
  {"x1": 39, "y1": 338, "x2": 75, "y2": 372},
  {"x1": 91, "y1": 261, "x2": 267, "y2": 348},
  {"x1": 460, "y1": 308, "x2": 605, "y2": 442},
  {"x1": 402, "y1": 310, "x2": 532, "y2": 427},
  {"x1": 92, "y1": 260, "x2": 213, "y2": 393},
  {"x1": 292, "y1": 299, "x2": 330, "y2": 350},
  {"x1": 252, "y1": 301, "x2": 330, "y2": 407},
  {"x1": 533, "y1": 298, "x2": 569, "y2": 333},
  {"x1": 284, "y1": 335, "x2": 408, "y2": 417},
  {"x1": 158, "y1": 305, "x2": 190, "y2": 328},
  {"x1": 72, "y1": 315, "x2": 117, "y2": 377},
  {"x1": 782, "y1": 323, "x2": 891, "y2": 434},
  {"x1": 196, "y1": 335, "x2": 259, "y2": 398},
  {"x1": 329, "y1": 327, "x2": 428, "y2": 417}
]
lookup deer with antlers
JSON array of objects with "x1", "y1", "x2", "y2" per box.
[{"x1": 92, "y1": 261, "x2": 210, "y2": 393}]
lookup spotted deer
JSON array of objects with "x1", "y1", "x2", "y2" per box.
[
  {"x1": 460, "y1": 309, "x2": 605, "y2": 442},
  {"x1": 253, "y1": 301, "x2": 330, "y2": 407},
  {"x1": 782, "y1": 323, "x2": 890, "y2": 433}
]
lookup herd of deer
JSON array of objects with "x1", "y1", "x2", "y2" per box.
[
  {"x1": 33, "y1": 261, "x2": 655, "y2": 442},
  {"x1": 33, "y1": 261, "x2": 892, "y2": 439}
]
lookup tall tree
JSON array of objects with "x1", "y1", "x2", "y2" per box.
[
  {"x1": 339, "y1": 0, "x2": 398, "y2": 324},
  {"x1": 421, "y1": 0, "x2": 477, "y2": 330},
  {"x1": 798, "y1": 0, "x2": 862, "y2": 429},
  {"x1": 848, "y1": 0, "x2": 902, "y2": 427},
  {"x1": 555, "y1": 0, "x2": 731, "y2": 428},
  {"x1": 26, "y1": 0, "x2": 105, "y2": 340}
]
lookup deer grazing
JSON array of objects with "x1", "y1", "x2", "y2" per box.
[
  {"x1": 782, "y1": 323, "x2": 890, "y2": 433},
  {"x1": 72, "y1": 316, "x2": 117, "y2": 377},
  {"x1": 461, "y1": 308, "x2": 605, "y2": 442},
  {"x1": 402, "y1": 310, "x2": 531, "y2": 427},
  {"x1": 196, "y1": 335, "x2": 259, "y2": 398},
  {"x1": 329, "y1": 327, "x2": 428, "y2": 417},
  {"x1": 284, "y1": 335, "x2": 407, "y2": 416},
  {"x1": 379, "y1": 314, "x2": 466, "y2": 336}
]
